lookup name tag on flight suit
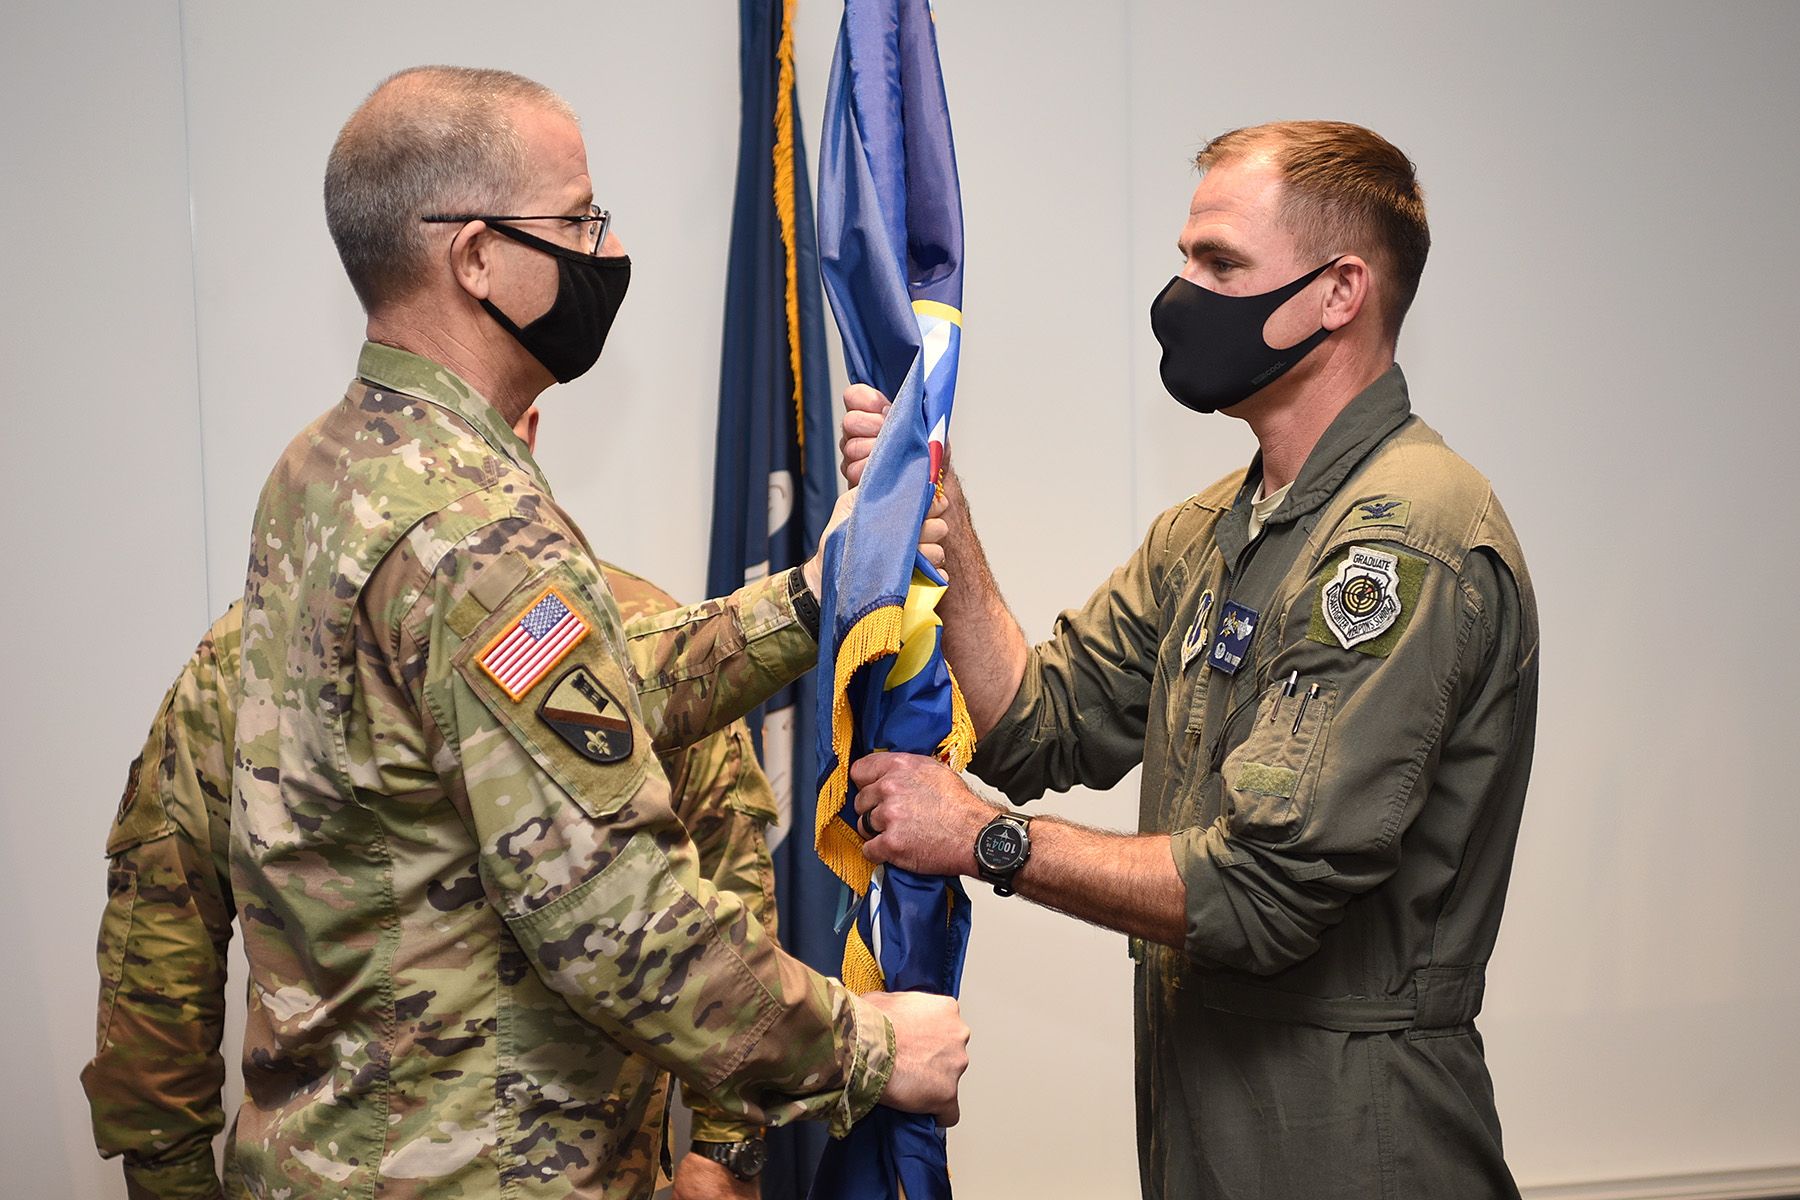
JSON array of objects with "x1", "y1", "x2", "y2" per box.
[{"x1": 1207, "y1": 600, "x2": 1259, "y2": 675}]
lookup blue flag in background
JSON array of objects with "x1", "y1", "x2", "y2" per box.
[
  {"x1": 811, "y1": 2, "x2": 973, "y2": 1197},
  {"x1": 706, "y1": 2, "x2": 839, "y2": 1194}
]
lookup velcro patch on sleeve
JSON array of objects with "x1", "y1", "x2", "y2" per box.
[
  {"x1": 1307, "y1": 544, "x2": 1426, "y2": 657},
  {"x1": 456, "y1": 564, "x2": 648, "y2": 821}
]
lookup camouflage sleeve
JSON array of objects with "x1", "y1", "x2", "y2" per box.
[
  {"x1": 413, "y1": 527, "x2": 891, "y2": 1137},
  {"x1": 621, "y1": 568, "x2": 817, "y2": 756},
  {"x1": 601, "y1": 568, "x2": 782, "y2": 1142},
  {"x1": 665, "y1": 723, "x2": 783, "y2": 1142},
  {"x1": 82, "y1": 606, "x2": 241, "y2": 1200}
]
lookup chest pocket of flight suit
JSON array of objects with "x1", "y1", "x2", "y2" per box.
[{"x1": 1217, "y1": 677, "x2": 1337, "y2": 851}]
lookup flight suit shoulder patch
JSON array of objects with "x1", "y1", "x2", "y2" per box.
[
  {"x1": 1340, "y1": 496, "x2": 1411, "y2": 534},
  {"x1": 1307, "y1": 543, "x2": 1426, "y2": 657}
]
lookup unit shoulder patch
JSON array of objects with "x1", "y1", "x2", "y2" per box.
[
  {"x1": 1307, "y1": 544, "x2": 1426, "y2": 657},
  {"x1": 538, "y1": 665, "x2": 634, "y2": 764}
]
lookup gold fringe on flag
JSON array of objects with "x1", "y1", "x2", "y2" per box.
[
  {"x1": 772, "y1": 0, "x2": 807, "y2": 460},
  {"x1": 842, "y1": 923, "x2": 886, "y2": 994},
  {"x1": 816, "y1": 604, "x2": 906, "y2": 899},
  {"x1": 938, "y1": 663, "x2": 978, "y2": 772}
]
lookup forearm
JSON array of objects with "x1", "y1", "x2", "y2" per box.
[
  {"x1": 1009, "y1": 819, "x2": 1187, "y2": 948},
  {"x1": 936, "y1": 468, "x2": 1028, "y2": 737},
  {"x1": 624, "y1": 569, "x2": 817, "y2": 753},
  {"x1": 83, "y1": 833, "x2": 231, "y2": 1190}
]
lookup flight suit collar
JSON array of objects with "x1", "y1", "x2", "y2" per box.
[
  {"x1": 356, "y1": 340, "x2": 554, "y2": 498},
  {"x1": 1215, "y1": 364, "x2": 1413, "y2": 568}
]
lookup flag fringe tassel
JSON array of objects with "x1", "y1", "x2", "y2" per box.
[
  {"x1": 816, "y1": 604, "x2": 905, "y2": 899},
  {"x1": 842, "y1": 924, "x2": 885, "y2": 994},
  {"x1": 772, "y1": 0, "x2": 807, "y2": 458},
  {"x1": 938, "y1": 664, "x2": 978, "y2": 773}
]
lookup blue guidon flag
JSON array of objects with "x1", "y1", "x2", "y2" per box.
[{"x1": 810, "y1": 1, "x2": 973, "y2": 1197}]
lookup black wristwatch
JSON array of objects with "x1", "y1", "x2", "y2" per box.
[
  {"x1": 691, "y1": 1137, "x2": 767, "y2": 1182},
  {"x1": 788, "y1": 566, "x2": 821, "y2": 640},
  {"x1": 973, "y1": 812, "x2": 1033, "y2": 896}
]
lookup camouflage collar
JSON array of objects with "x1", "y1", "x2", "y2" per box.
[{"x1": 356, "y1": 341, "x2": 552, "y2": 495}]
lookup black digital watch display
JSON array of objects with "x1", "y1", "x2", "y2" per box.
[{"x1": 973, "y1": 813, "x2": 1033, "y2": 896}]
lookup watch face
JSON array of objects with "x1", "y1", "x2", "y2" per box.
[
  {"x1": 977, "y1": 821, "x2": 1025, "y2": 871},
  {"x1": 732, "y1": 1139, "x2": 767, "y2": 1178}
]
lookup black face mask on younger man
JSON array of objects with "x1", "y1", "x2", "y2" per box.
[
  {"x1": 480, "y1": 223, "x2": 630, "y2": 384},
  {"x1": 1149, "y1": 258, "x2": 1340, "y2": 413}
]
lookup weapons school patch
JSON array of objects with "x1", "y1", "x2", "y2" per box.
[
  {"x1": 1308, "y1": 544, "x2": 1425, "y2": 656},
  {"x1": 538, "y1": 665, "x2": 634, "y2": 764},
  {"x1": 1180, "y1": 590, "x2": 1215, "y2": 670},
  {"x1": 1207, "y1": 600, "x2": 1259, "y2": 676},
  {"x1": 477, "y1": 586, "x2": 590, "y2": 701}
]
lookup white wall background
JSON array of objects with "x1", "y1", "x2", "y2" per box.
[{"x1": 3, "y1": 2, "x2": 1796, "y2": 1197}]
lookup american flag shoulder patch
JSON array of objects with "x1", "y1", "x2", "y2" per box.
[{"x1": 477, "y1": 585, "x2": 591, "y2": 701}]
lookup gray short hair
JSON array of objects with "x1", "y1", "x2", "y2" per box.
[{"x1": 324, "y1": 66, "x2": 576, "y2": 311}]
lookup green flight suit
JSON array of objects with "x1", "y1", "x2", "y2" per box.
[
  {"x1": 228, "y1": 343, "x2": 890, "y2": 1198},
  {"x1": 82, "y1": 565, "x2": 788, "y2": 1197},
  {"x1": 972, "y1": 367, "x2": 1538, "y2": 1200}
]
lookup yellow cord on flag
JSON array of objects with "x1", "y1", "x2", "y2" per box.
[{"x1": 772, "y1": 0, "x2": 807, "y2": 460}]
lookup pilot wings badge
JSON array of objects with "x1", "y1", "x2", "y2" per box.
[{"x1": 1180, "y1": 590, "x2": 1215, "y2": 670}]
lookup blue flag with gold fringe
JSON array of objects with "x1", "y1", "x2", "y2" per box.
[
  {"x1": 810, "y1": 1, "x2": 972, "y2": 1196},
  {"x1": 706, "y1": 2, "x2": 841, "y2": 1194}
]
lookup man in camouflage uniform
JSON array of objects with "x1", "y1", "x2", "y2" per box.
[
  {"x1": 206, "y1": 66, "x2": 965, "y2": 1199},
  {"x1": 844, "y1": 122, "x2": 1537, "y2": 1198},
  {"x1": 82, "y1": 547, "x2": 798, "y2": 1199}
]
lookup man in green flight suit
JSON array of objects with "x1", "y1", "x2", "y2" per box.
[
  {"x1": 204, "y1": 65, "x2": 965, "y2": 1200},
  {"x1": 842, "y1": 121, "x2": 1538, "y2": 1198},
  {"x1": 81, "y1": 558, "x2": 797, "y2": 1199}
]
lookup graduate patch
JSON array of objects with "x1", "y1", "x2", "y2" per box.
[
  {"x1": 1207, "y1": 600, "x2": 1259, "y2": 676},
  {"x1": 477, "y1": 586, "x2": 589, "y2": 700},
  {"x1": 537, "y1": 665, "x2": 634, "y2": 763},
  {"x1": 1180, "y1": 590, "x2": 1215, "y2": 671},
  {"x1": 1308, "y1": 544, "x2": 1425, "y2": 656}
]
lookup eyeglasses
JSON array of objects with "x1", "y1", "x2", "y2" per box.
[{"x1": 422, "y1": 204, "x2": 611, "y2": 256}]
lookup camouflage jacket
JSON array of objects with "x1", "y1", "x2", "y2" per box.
[
  {"x1": 229, "y1": 342, "x2": 889, "y2": 1199},
  {"x1": 81, "y1": 564, "x2": 787, "y2": 1197}
]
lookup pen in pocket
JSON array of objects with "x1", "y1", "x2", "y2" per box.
[
  {"x1": 1269, "y1": 669, "x2": 1299, "y2": 723},
  {"x1": 1291, "y1": 682, "x2": 1320, "y2": 735}
]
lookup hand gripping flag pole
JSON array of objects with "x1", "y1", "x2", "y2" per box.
[{"x1": 810, "y1": 2, "x2": 972, "y2": 1197}]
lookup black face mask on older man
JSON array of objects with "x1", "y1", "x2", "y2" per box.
[
  {"x1": 1149, "y1": 257, "x2": 1340, "y2": 413},
  {"x1": 479, "y1": 223, "x2": 631, "y2": 384}
]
